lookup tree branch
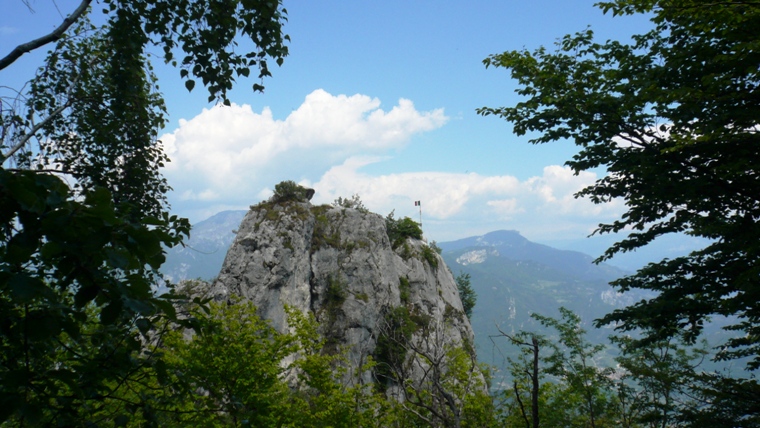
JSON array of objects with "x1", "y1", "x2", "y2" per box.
[
  {"x1": 513, "y1": 381, "x2": 531, "y2": 428},
  {"x1": 1, "y1": 49, "x2": 92, "y2": 165},
  {"x1": 0, "y1": 0, "x2": 92, "y2": 72},
  {"x1": 1, "y1": 101, "x2": 69, "y2": 164}
]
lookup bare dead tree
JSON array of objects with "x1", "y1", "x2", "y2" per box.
[
  {"x1": 495, "y1": 327, "x2": 541, "y2": 428},
  {"x1": 374, "y1": 308, "x2": 487, "y2": 428}
]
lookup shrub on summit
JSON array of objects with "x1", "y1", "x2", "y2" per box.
[{"x1": 271, "y1": 180, "x2": 311, "y2": 203}]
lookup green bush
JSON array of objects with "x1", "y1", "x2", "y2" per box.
[
  {"x1": 399, "y1": 242, "x2": 414, "y2": 260},
  {"x1": 399, "y1": 277, "x2": 411, "y2": 305},
  {"x1": 322, "y1": 275, "x2": 348, "y2": 353},
  {"x1": 373, "y1": 304, "x2": 432, "y2": 391},
  {"x1": 385, "y1": 210, "x2": 423, "y2": 249},
  {"x1": 271, "y1": 180, "x2": 311, "y2": 203},
  {"x1": 421, "y1": 245, "x2": 439, "y2": 268},
  {"x1": 310, "y1": 209, "x2": 341, "y2": 252},
  {"x1": 324, "y1": 275, "x2": 347, "y2": 320},
  {"x1": 373, "y1": 306, "x2": 417, "y2": 388}
]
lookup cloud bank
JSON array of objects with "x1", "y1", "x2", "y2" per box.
[
  {"x1": 162, "y1": 89, "x2": 447, "y2": 210},
  {"x1": 162, "y1": 89, "x2": 622, "y2": 243},
  {"x1": 313, "y1": 159, "x2": 622, "y2": 241}
]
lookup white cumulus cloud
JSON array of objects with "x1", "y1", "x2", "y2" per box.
[
  {"x1": 311, "y1": 160, "x2": 623, "y2": 242},
  {"x1": 161, "y1": 89, "x2": 448, "y2": 220},
  {"x1": 161, "y1": 89, "x2": 623, "y2": 244}
]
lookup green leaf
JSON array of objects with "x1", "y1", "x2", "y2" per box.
[
  {"x1": 100, "y1": 300, "x2": 123, "y2": 325},
  {"x1": 114, "y1": 415, "x2": 130, "y2": 427},
  {"x1": 0, "y1": 0, "x2": 292, "y2": 422},
  {"x1": 124, "y1": 297, "x2": 154, "y2": 316},
  {"x1": 10, "y1": 273, "x2": 48, "y2": 303},
  {"x1": 4, "y1": 231, "x2": 38, "y2": 265},
  {"x1": 75, "y1": 285, "x2": 100, "y2": 308},
  {"x1": 105, "y1": 247, "x2": 131, "y2": 271}
]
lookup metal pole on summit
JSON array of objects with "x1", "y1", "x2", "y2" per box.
[{"x1": 414, "y1": 200, "x2": 422, "y2": 228}]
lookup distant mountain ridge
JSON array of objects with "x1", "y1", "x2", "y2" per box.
[
  {"x1": 162, "y1": 210, "x2": 247, "y2": 282},
  {"x1": 163, "y1": 215, "x2": 629, "y2": 284},
  {"x1": 439, "y1": 230, "x2": 627, "y2": 281}
]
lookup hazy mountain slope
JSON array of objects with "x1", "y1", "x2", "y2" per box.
[
  {"x1": 162, "y1": 210, "x2": 246, "y2": 282},
  {"x1": 439, "y1": 230, "x2": 633, "y2": 375},
  {"x1": 439, "y1": 230, "x2": 626, "y2": 282}
]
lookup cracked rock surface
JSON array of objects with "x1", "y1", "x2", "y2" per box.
[{"x1": 212, "y1": 200, "x2": 479, "y2": 387}]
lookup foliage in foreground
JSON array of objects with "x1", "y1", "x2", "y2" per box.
[
  {"x1": 0, "y1": 169, "x2": 190, "y2": 426},
  {"x1": 1, "y1": 0, "x2": 289, "y2": 425},
  {"x1": 373, "y1": 308, "x2": 495, "y2": 427},
  {"x1": 496, "y1": 308, "x2": 724, "y2": 428},
  {"x1": 481, "y1": 0, "x2": 760, "y2": 365},
  {"x1": 145, "y1": 299, "x2": 379, "y2": 427},
  {"x1": 82, "y1": 296, "x2": 496, "y2": 428}
]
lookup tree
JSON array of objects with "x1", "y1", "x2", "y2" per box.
[
  {"x1": 282, "y1": 306, "x2": 381, "y2": 428},
  {"x1": 97, "y1": 297, "x2": 382, "y2": 427},
  {"x1": 496, "y1": 308, "x2": 724, "y2": 427},
  {"x1": 158, "y1": 298, "x2": 296, "y2": 427},
  {"x1": 375, "y1": 312, "x2": 493, "y2": 428},
  {"x1": 0, "y1": 169, "x2": 193, "y2": 426},
  {"x1": 479, "y1": 0, "x2": 760, "y2": 369},
  {"x1": 1, "y1": 1, "x2": 289, "y2": 425},
  {"x1": 494, "y1": 309, "x2": 685, "y2": 427},
  {"x1": 498, "y1": 308, "x2": 619, "y2": 427},
  {"x1": 496, "y1": 330, "x2": 542, "y2": 428},
  {"x1": 535, "y1": 309, "x2": 619, "y2": 427},
  {"x1": 611, "y1": 335, "x2": 707, "y2": 427},
  {"x1": 3, "y1": 0, "x2": 289, "y2": 213},
  {"x1": 455, "y1": 272, "x2": 476, "y2": 320}
]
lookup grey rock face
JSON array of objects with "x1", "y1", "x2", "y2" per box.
[{"x1": 212, "y1": 201, "x2": 479, "y2": 388}]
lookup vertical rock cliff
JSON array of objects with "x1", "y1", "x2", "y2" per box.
[{"x1": 211, "y1": 199, "x2": 480, "y2": 391}]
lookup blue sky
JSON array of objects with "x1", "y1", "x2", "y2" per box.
[{"x1": 2, "y1": 1, "x2": 705, "y2": 268}]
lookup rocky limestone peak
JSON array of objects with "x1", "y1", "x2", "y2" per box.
[{"x1": 211, "y1": 199, "x2": 480, "y2": 391}]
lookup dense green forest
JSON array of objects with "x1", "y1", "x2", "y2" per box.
[{"x1": 2, "y1": 0, "x2": 759, "y2": 426}]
